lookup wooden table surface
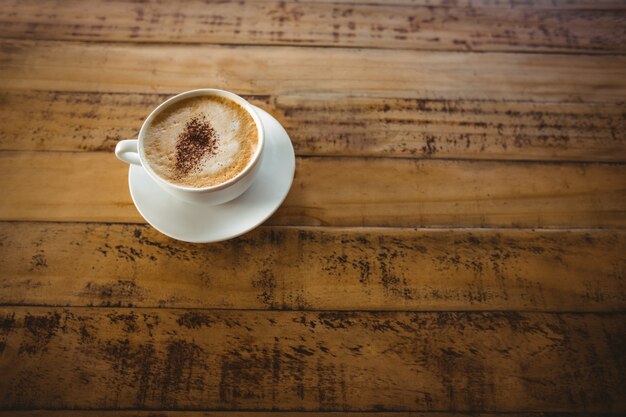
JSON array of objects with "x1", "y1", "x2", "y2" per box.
[{"x1": 1, "y1": 0, "x2": 625, "y2": 415}]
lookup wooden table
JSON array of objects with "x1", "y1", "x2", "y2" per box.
[{"x1": 1, "y1": 0, "x2": 625, "y2": 415}]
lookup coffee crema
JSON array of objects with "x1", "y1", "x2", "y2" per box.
[{"x1": 143, "y1": 95, "x2": 258, "y2": 188}]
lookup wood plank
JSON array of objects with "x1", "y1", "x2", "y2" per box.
[
  {"x1": 0, "y1": 412, "x2": 612, "y2": 417},
  {"x1": 1, "y1": 90, "x2": 624, "y2": 162},
  {"x1": 1, "y1": 222, "x2": 624, "y2": 311},
  {"x1": 1, "y1": 1, "x2": 624, "y2": 53},
  {"x1": 1, "y1": 151, "x2": 624, "y2": 227},
  {"x1": 0, "y1": 307, "x2": 624, "y2": 411},
  {"x1": 0, "y1": 152, "x2": 135, "y2": 223},
  {"x1": 1, "y1": 40, "x2": 625, "y2": 102},
  {"x1": 280, "y1": 0, "x2": 626, "y2": 8}
]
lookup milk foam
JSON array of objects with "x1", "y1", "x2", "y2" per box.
[{"x1": 142, "y1": 95, "x2": 258, "y2": 188}]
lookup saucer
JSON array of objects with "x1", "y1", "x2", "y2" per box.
[{"x1": 128, "y1": 106, "x2": 295, "y2": 243}]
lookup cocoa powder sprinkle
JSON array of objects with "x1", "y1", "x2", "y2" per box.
[{"x1": 174, "y1": 116, "x2": 217, "y2": 177}]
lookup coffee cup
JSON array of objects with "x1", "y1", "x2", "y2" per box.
[{"x1": 115, "y1": 89, "x2": 265, "y2": 205}]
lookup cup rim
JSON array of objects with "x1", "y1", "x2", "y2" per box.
[{"x1": 137, "y1": 88, "x2": 265, "y2": 193}]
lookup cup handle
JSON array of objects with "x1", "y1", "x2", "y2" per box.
[{"x1": 115, "y1": 139, "x2": 141, "y2": 166}]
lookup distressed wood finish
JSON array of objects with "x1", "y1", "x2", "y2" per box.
[
  {"x1": 0, "y1": 307, "x2": 624, "y2": 411},
  {"x1": 1, "y1": 40, "x2": 626, "y2": 102},
  {"x1": 1, "y1": 152, "x2": 625, "y2": 227},
  {"x1": 1, "y1": 90, "x2": 625, "y2": 161},
  {"x1": 1, "y1": 222, "x2": 624, "y2": 311},
  {"x1": 0, "y1": 413, "x2": 612, "y2": 417},
  {"x1": 0, "y1": 152, "x2": 135, "y2": 223},
  {"x1": 275, "y1": 1, "x2": 626, "y2": 7},
  {"x1": 1, "y1": 0, "x2": 624, "y2": 53},
  {"x1": 1, "y1": 0, "x2": 625, "y2": 414}
]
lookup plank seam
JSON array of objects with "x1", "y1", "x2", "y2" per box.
[
  {"x1": 1, "y1": 37, "x2": 625, "y2": 56},
  {"x1": 0, "y1": 304, "x2": 624, "y2": 314},
  {"x1": 2, "y1": 149, "x2": 626, "y2": 166},
  {"x1": 2, "y1": 219, "x2": 626, "y2": 232},
  {"x1": 1, "y1": 220, "x2": 625, "y2": 231},
  {"x1": 2, "y1": 88, "x2": 624, "y2": 106},
  {"x1": 6, "y1": 88, "x2": 626, "y2": 104}
]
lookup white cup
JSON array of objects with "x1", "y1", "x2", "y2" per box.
[{"x1": 115, "y1": 89, "x2": 265, "y2": 205}]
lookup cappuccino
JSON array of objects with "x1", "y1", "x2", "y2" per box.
[{"x1": 143, "y1": 95, "x2": 258, "y2": 188}]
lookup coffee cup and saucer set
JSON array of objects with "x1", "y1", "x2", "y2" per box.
[{"x1": 115, "y1": 89, "x2": 295, "y2": 243}]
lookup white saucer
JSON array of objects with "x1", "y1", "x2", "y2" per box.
[{"x1": 128, "y1": 106, "x2": 295, "y2": 243}]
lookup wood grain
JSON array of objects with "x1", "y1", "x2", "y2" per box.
[
  {"x1": 1, "y1": 0, "x2": 624, "y2": 414},
  {"x1": 1, "y1": 0, "x2": 624, "y2": 53},
  {"x1": 1, "y1": 223, "x2": 624, "y2": 311},
  {"x1": 0, "y1": 152, "x2": 134, "y2": 223},
  {"x1": 277, "y1": 0, "x2": 626, "y2": 7},
  {"x1": 1, "y1": 40, "x2": 625, "y2": 102},
  {"x1": 5, "y1": 411, "x2": 522, "y2": 417},
  {"x1": 0, "y1": 307, "x2": 624, "y2": 411},
  {"x1": 1, "y1": 151, "x2": 625, "y2": 227},
  {"x1": 1, "y1": 90, "x2": 624, "y2": 162}
]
